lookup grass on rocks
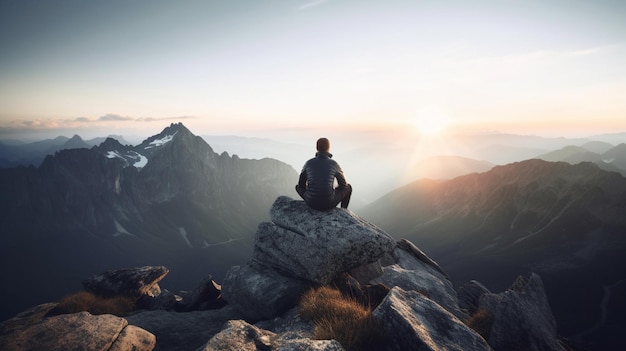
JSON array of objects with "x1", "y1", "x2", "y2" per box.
[{"x1": 299, "y1": 285, "x2": 387, "y2": 351}]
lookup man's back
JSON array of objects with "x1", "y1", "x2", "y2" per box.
[{"x1": 296, "y1": 138, "x2": 352, "y2": 211}]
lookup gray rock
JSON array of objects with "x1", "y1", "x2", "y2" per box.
[
  {"x1": 109, "y1": 325, "x2": 156, "y2": 351},
  {"x1": 221, "y1": 261, "x2": 311, "y2": 322},
  {"x1": 177, "y1": 274, "x2": 225, "y2": 311},
  {"x1": 396, "y1": 239, "x2": 448, "y2": 279},
  {"x1": 479, "y1": 273, "x2": 565, "y2": 351},
  {"x1": 198, "y1": 319, "x2": 344, "y2": 351},
  {"x1": 254, "y1": 307, "x2": 314, "y2": 337},
  {"x1": 458, "y1": 280, "x2": 491, "y2": 315},
  {"x1": 372, "y1": 243, "x2": 465, "y2": 319},
  {"x1": 0, "y1": 311, "x2": 155, "y2": 351},
  {"x1": 254, "y1": 196, "x2": 396, "y2": 284},
  {"x1": 197, "y1": 319, "x2": 274, "y2": 351},
  {"x1": 126, "y1": 305, "x2": 241, "y2": 351},
  {"x1": 275, "y1": 336, "x2": 345, "y2": 351},
  {"x1": 373, "y1": 287, "x2": 491, "y2": 351},
  {"x1": 349, "y1": 260, "x2": 384, "y2": 286},
  {"x1": 137, "y1": 289, "x2": 180, "y2": 311},
  {"x1": 0, "y1": 303, "x2": 58, "y2": 335},
  {"x1": 83, "y1": 266, "x2": 169, "y2": 299}
]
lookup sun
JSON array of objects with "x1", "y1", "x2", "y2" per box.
[{"x1": 412, "y1": 106, "x2": 449, "y2": 135}]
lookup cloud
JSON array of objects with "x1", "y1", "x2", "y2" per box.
[
  {"x1": 98, "y1": 113, "x2": 134, "y2": 121},
  {"x1": 137, "y1": 116, "x2": 196, "y2": 122}
]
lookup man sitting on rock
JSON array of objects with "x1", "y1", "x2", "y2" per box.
[{"x1": 296, "y1": 137, "x2": 352, "y2": 211}]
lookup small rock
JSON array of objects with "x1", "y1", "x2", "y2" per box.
[{"x1": 83, "y1": 266, "x2": 169, "y2": 299}]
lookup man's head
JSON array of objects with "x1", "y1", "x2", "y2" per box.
[{"x1": 316, "y1": 138, "x2": 330, "y2": 153}]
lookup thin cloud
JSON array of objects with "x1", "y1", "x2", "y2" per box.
[
  {"x1": 137, "y1": 116, "x2": 196, "y2": 122},
  {"x1": 298, "y1": 0, "x2": 329, "y2": 11},
  {"x1": 98, "y1": 113, "x2": 134, "y2": 121}
]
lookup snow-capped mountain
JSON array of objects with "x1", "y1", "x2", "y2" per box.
[
  {"x1": 0, "y1": 123, "x2": 298, "y2": 322},
  {"x1": 94, "y1": 124, "x2": 183, "y2": 169}
]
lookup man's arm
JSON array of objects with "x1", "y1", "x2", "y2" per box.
[{"x1": 335, "y1": 163, "x2": 348, "y2": 188}]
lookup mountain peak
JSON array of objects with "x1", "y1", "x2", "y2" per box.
[
  {"x1": 60, "y1": 134, "x2": 89, "y2": 150},
  {"x1": 137, "y1": 122, "x2": 196, "y2": 152},
  {"x1": 163, "y1": 122, "x2": 192, "y2": 135}
]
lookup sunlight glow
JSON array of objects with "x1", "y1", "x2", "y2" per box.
[{"x1": 412, "y1": 107, "x2": 450, "y2": 136}]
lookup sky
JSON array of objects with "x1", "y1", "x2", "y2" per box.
[{"x1": 1, "y1": 0, "x2": 626, "y2": 142}]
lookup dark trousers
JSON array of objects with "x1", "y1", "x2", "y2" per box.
[{"x1": 296, "y1": 184, "x2": 352, "y2": 210}]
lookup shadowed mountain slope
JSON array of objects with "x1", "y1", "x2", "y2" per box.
[
  {"x1": 359, "y1": 159, "x2": 626, "y2": 347},
  {"x1": 0, "y1": 123, "x2": 298, "y2": 322}
]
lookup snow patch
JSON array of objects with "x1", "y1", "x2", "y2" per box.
[
  {"x1": 602, "y1": 158, "x2": 614, "y2": 164},
  {"x1": 113, "y1": 220, "x2": 136, "y2": 237},
  {"x1": 145, "y1": 131, "x2": 177, "y2": 149},
  {"x1": 131, "y1": 151, "x2": 148, "y2": 168},
  {"x1": 180, "y1": 227, "x2": 192, "y2": 247},
  {"x1": 204, "y1": 238, "x2": 240, "y2": 247},
  {"x1": 106, "y1": 150, "x2": 148, "y2": 168},
  {"x1": 106, "y1": 150, "x2": 124, "y2": 159}
]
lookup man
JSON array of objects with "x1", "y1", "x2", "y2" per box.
[{"x1": 296, "y1": 137, "x2": 352, "y2": 211}]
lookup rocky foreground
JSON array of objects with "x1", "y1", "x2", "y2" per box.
[{"x1": 0, "y1": 196, "x2": 569, "y2": 351}]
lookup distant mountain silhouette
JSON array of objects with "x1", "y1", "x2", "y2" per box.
[
  {"x1": 536, "y1": 143, "x2": 626, "y2": 176},
  {"x1": 580, "y1": 141, "x2": 614, "y2": 154},
  {"x1": 403, "y1": 156, "x2": 494, "y2": 183},
  {"x1": 0, "y1": 123, "x2": 298, "y2": 322},
  {"x1": 0, "y1": 134, "x2": 115, "y2": 168},
  {"x1": 359, "y1": 159, "x2": 626, "y2": 346},
  {"x1": 602, "y1": 143, "x2": 626, "y2": 170}
]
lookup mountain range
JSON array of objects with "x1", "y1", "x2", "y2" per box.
[
  {"x1": 2, "y1": 124, "x2": 626, "y2": 349},
  {"x1": 0, "y1": 123, "x2": 297, "y2": 322},
  {"x1": 537, "y1": 143, "x2": 626, "y2": 176},
  {"x1": 359, "y1": 159, "x2": 626, "y2": 347},
  {"x1": 0, "y1": 134, "x2": 131, "y2": 168}
]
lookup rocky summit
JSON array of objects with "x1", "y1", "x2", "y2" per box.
[{"x1": 0, "y1": 196, "x2": 569, "y2": 351}]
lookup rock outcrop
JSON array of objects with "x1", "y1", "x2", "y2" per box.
[
  {"x1": 223, "y1": 196, "x2": 396, "y2": 321},
  {"x1": 0, "y1": 196, "x2": 568, "y2": 351},
  {"x1": 476, "y1": 273, "x2": 566, "y2": 351},
  {"x1": 373, "y1": 287, "x2": 491, "y2": 351},
  {"x1": 253, "y1": 196, "x2": 396, "y2": 284},
  {"x1": 373, "y1": 238, "x2": 466, "y2": 319},
  {"x1": 198, "y1": 319, "x2": 344, "y2": 351}
]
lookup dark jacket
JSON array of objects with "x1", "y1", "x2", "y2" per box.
[{"x1": 298, "y1": 152, "x2": 348, "y2": 210}]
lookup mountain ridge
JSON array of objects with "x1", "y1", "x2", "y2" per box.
[
  {"x1": 359, "y1": 159, "x2": 626, "y2": 346},
  {"x1": 0, "y1": 123, "x2": 298, "y2": 322}
]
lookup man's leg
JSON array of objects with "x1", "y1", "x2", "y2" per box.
[
  {"x1": 295, "y1": 185, "x2": 306, "y2": 200},
  {"x1": 336, "y1": 184, "x2": 352, "y2": 209}
]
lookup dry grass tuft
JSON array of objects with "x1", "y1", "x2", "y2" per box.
[
  {"x1": 300, "y1": 286, "x2": 387, "y2": 351},
  {"x1": 466, "y1": 308, "x2": 494, "y2": 340},
  {"x1": 47, "y1": 291, "x2": 136, "y2": 317}
]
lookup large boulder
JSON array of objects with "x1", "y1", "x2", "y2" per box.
[
  {"x1": 221, "y1": 261, "x2": 311, "y2": 322},
  {"x1": 83, "y1": 266, "x2": 169, "y2": 299},
  {"x1": 373, "y1": 287, "x2": 492, "y2": 351},
  {"x1": 0, "y1": 310, "x2": 155, "y2": 351},
  {"x1": 478, "y1": 273, "x2": 565, "y2": 351},
  {"x1": 253, "y1": 196, "x2": 396, "y2": 284}
]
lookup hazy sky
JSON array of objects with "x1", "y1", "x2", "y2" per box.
[{"x1": 1, "y1": 0, "x2": 625, "y2": 141}]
